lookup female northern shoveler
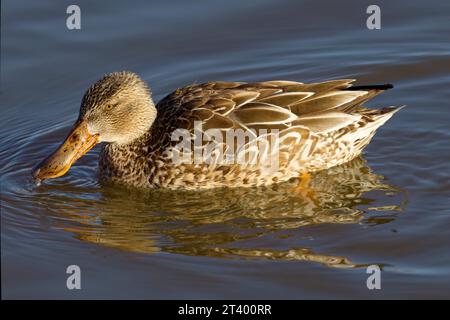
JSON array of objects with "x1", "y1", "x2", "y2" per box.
[{"x1": 32, "y1": 71, "x2": 402, "y2": 189}]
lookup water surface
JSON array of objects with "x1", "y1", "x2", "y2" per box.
[{"x1": 1, "y1": 0, "x2": 450, "y2": 298}]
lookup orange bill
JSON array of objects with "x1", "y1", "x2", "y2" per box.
[{"x1": 32, "y1": 120, "x2": 99, "y2": 181}]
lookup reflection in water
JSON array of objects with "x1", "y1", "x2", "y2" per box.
[{"x1": 33, "y1": 157, "x2": 406, "y2": 268}]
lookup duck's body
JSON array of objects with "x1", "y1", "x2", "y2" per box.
[
  {"x1": 96, "y1": 77, "x2": 401, "y2": 189},
  {"x1": 32, "y1": 72, "x2": 401, "y2": 189}
]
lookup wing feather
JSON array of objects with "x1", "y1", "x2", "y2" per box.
[
  {"x1": 157, "y1": 79, "x2": 387, "y2": 140},
  {"x1": 229, "y1": 90, "x2": 260, "y2": 108},
  {"x1": 290, "y1": 91, "x2": 367, "y2": 115},
  {"x1": 233, "y1": 102, "x2": 298, "y2": 126},
  {"x1": 292, "y1": 111, "x2": 361, "y2": 133},
  {"x1": 259, "y1": 92, "x2": 313, "y2": 106}
]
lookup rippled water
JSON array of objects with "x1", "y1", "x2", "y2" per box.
[{"x1": 1, "y1": 0, "x2": 450, "y2": 298}]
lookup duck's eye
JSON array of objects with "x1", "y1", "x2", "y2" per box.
[{"x1": 104, "y1": 104, "x2": 113, "y2": 111}]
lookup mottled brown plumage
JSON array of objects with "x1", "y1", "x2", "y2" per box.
[
  {"x1": 93, "y1": 72, "x2": 402, "y2": 189},
  {"x1": 32, "y1": 71, "x2": 402, "y2": 189}
]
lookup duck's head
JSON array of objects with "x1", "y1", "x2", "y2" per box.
[{"x1": 32, "y1": 71, "x2": 157, "y2": 182}]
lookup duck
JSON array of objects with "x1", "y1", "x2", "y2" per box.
[{"x1": 32, "y1": 71, "x2": 402, "y2": 190}]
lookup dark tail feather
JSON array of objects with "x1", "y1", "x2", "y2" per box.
[
  {"x1": 346, "y1": 84, "x2": 394, "y2": 91},
  {"x1": 339, "y1": 83, "x2": 394, "y2": 112}
]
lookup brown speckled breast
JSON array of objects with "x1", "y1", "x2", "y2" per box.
[{"x1": 98, "y1": 81, "x2": 400, "y2": 189}]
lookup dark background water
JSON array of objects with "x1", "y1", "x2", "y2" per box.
[{"x1": 1, "y1": 0, "x2": 450, "y2": 299}]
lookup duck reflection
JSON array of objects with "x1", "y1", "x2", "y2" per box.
[{"x1": 52, "y1": 157, "x2": 406, "y2": 268}]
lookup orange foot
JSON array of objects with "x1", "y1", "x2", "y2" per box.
[{"x1": 292, "y1": 172, "x2": 316, "y2": 198}]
